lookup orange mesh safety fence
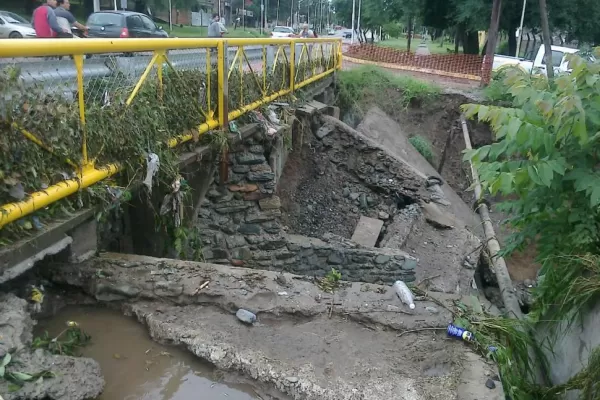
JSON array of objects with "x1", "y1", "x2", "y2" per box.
[{"x1": 344, "y1": 44, "x2": 485, "y2": 80}]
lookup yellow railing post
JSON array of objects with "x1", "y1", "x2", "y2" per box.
[
  {"x1": 290, "y1": 40, "x2": 296, "y2": 93},
  {"x1": 155, "y1": 50, "x2": 166, "y2": 100},
  {"x1": 206, "y1": 46, "x2": 212, "y2": 118},
  {"x1": 217, "y1": 40, "x2": 229, "y2": 184},
  {"x1": 262, "y1": 45, "x2": 267, "y2": 94},
  {"x1": 73, "y1": 54, "x2": 88, "y2": 166},
  {"x1": 217, "y1": 41, "x2": 228, "y2": 129}
]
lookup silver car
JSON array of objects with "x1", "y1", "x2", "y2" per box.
[{"x1": 0, "y1": 11, "x2": 37, "y2": 38}]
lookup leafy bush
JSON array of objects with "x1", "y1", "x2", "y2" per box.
[
  {"x1": 463, "y1": 49, "x2": 600, "y2": 261},
  {"x1": 408, "y1": 135, "x2": 434, "y2": 163},
  {"x1": 483, "y1": 67, "x2": 524, "y2": 103},
  {"x1": 383, "y1": 23, "x2": 402, "y2": 39}
]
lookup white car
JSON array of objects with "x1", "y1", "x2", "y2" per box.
[
  {"x1": 0, "y1": 11, "x2": 36, "y2": 38},
  {"x1": 492, "y1": 45, "x2": 580, "y2": 76},
  {"x1": 270, "y1": 26, "x2": 295, "y2": 38}
]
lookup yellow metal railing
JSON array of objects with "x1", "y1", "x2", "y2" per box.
[{"x1": 0, "y1": 37, "x2": 342, "y2": 229}]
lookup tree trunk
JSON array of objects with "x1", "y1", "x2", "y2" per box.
[
  {"x1": 508, "y1": 29, "x2": 517, "y2": 56},
  {"x1": 538, "y1": 0, "x2": 554, "y2": 79},
  {"x1": 481, "y1": 39, "x2": 488, "y2": 56},
  {"x1": 463, "y1": 31, "x2": 479, "y2": 54},
  {"x1": 454, "y1": 31, "x2": 460, "y2": 54},
  {"x1": 482, "y1": 0, "x2": 503, "y2": 86},
  {"x1": 407, "y1": 15, "x2": 413, "y2": 52}
]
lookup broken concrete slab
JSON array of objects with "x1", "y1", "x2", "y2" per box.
[
  {"x1": 314, "y1": 124, "x2": 333, "y2": 139},
  {"x1": 46, "y1": 253, "x2": 504, "y2": 400},
  {"x1": 381, "y1": 204, "x2": 420, "y2": 249},
  {"x1": 356, "y1": 106, "x2": 481, "y2": 235},
  {"x1": 422, "y1": 201, "x2": 458, "y2": 229},
  {"x1": 351, "y1": 216, "x2": 384, "y2": 248}
]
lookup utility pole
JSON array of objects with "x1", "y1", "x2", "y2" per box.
[
  {"x1": 290, "y1": 0, "x2": 293, "y2": 27},
  {"x1": 242, "y1": 0, "x2": 245, "y2": 29},
  {"x1": 539, "y1": 0, "x2": 554, "y2": 79},
  {"x1": 350, "y1": 0, "x2": 356, "y2": 44},
  {"x1": 357, "y1": 0, "x2": 361, "y2": 42},
  {"x1": 276, "y1": 0, "x2": 280, "y2": 25},
  {"x1": 260, "y1": 0, "x2": 264, "y2": 33},
  {"x1": 482, "y1": 0, "x2": 503, "y2": 86},
  {"x1": 515, "y1": 0, "x2": 527, "y2": 57},
  {"x1": 168, "y1": 0, "x2": 172, "y2": 31}
]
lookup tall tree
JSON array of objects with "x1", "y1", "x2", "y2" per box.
[{"x1": 538, "y1": 0, "x2": 554, "y2": 79}]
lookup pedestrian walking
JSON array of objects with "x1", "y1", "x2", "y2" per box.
[
  {"x1": 32, "y1": 0, "x2": 69, "y2": 38},
  {"x1": 208, "y1": 14, "x2": 222, "y2": 38},
  {"x1": 54, "y1": 0, "x2": 88, "y2": 38}
]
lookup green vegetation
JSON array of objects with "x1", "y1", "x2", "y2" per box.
[
  {"x1": 0, "y1": 51, "x2": 335, "y2": 249},
  {"x1": 318, "y1": 268, "x2": 342, "y2": 293},
  {"x1": 32, "y1": 322, "x2": 91, "y2": 356},
  {"x1": 462, "y1": 49, "x2": 600, "y2": 399},
  {"x1": 337, "y1": 65, "x2": 440, "y2": 116},
  {"x1": 483, "y1": 68, "x2": 517, "y2": 103},
  {"x1": 0, "y1": 353, "x2": 54, "y2": 393},
  {"x1": 333, "y1": 0, "x2": 600, "y2": 56},
  {"x1": 378, "y1": 37, "x2": 460, "y2": 54},
  {"x1": 157, "y1": 24, "x2": 268, "y2": 38},
  {"x1": 408, "y1": 135, "x2": 434, "y2": 162}
]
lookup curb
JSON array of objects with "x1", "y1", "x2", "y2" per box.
[{"x1": 342, "y1": 55, "x2": 482, "y2": 82}]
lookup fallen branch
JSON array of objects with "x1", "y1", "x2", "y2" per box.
[
  {"x1": 192, "y1": 280, "x2": 210, "y2": 296},
  {"x1": 460, "y1": 115, "x2": 522, "y2": 319},
  {"x1": 416, "y1": 274, "x2": 441, "y2": 288}
]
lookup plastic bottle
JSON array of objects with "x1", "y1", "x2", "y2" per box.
[
  {"x1": 393, "y1": 281, "x2": 415, "y2": 309},
  {"x1": 236, "y1": 309, "x2": 257, "y2": 324}
]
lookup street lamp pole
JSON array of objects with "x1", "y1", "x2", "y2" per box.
[
  {"x1": 168, "y1": 0, "x2": 172, "y2": 31},
  {"x1": 515, "y1": 0, "x2": 527, "y2": 57},
  {"x1": 350, "y1": 0, "x2": 356, "y2": 44},
  {"x1": 357, "y1": 0, "x2": 361, "y2": 41}
]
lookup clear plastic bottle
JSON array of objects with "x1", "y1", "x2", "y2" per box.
[{"x1": 393, "y1": 281, "x2": 415, "y2": 309}]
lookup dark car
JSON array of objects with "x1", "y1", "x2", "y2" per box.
[
  {"x1": 86, "y1": 11, "x2": 168, "y2": 39},
  {"x1": 343, "y1": 31, "x2": 352, "y2": 39}
]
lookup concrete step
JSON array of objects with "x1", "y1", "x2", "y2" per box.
[{"x1": 351, "y1": 216, "x2": 384, "y2": 248}]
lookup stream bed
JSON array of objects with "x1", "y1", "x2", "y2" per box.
[{"x1": 35, "y1": 306, "x2": 262, "y2": 400}]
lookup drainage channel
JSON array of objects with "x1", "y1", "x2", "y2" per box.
[{"x1": 35, "y1": 306, "x2": 264, "y2": 400}]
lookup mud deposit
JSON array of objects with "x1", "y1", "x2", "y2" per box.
[{"x1": 36, "y1": 306, "x2": 261, "y2": 400}]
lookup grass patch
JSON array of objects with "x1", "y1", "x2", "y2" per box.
[
  {"x1": 408, "y1": 135, "x2": 434, "y2": 163},
  {"x1": 377, "y1": 37, "x2": 462, "y2": 54},
  {"x1": 158, "y1": 24, "x2": 268, "y2": 38},
  {"x1": 337, "y1": 65, "x2": 440, "y2": 116}
]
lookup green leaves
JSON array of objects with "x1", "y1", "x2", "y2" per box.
[{"x1": 464, "y1": 49, "x2": 600, "y2": 260}]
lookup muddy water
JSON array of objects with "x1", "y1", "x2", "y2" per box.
[{"x1": 36, "y1": 306, "x2": 260, "y2": 400}]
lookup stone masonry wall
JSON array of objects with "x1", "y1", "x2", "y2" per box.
[{"x1": 196, "y1": 122, "x2": 418, "y2": 285}]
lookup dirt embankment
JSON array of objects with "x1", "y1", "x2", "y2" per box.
[{"x1": 339, "y1": 91, "x2": 539, "y2": 289}]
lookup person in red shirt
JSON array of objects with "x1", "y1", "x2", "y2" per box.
[{"x1": 32, "y1": 0, "x2": 69, "y2": 38}]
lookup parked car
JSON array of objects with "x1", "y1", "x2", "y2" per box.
[
  {"x1": 492, "y1": 45, "x2": 580, "y2": 76},
  {"x1": 0, "y1": 11, "x2": 36, "y2": 38},
  {"x1": 270, "y1": 26, "x2": 295, "y2": 38},
  {"x1": 343, "y1": 31, "x2": 352, "y2": 39},
  {"x1": 327, "y1": 28, "x2": 335, "y2": 35},
  {"x1": 86, "y1": 11, "x2": 168, "y2": 39}
]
